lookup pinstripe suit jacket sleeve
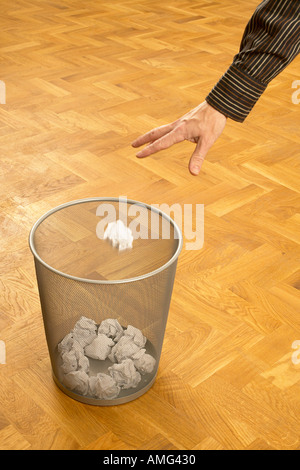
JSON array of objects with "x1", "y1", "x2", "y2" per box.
[{"x1": 205, "y1": 0, "x2": 300, "y2": 122}]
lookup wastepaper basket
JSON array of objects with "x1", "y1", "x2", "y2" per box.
[{"x1": 29, "y1": 197, "x2": 182, "y2": 405}]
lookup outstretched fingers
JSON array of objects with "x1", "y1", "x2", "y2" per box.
[
  {"x1": 131, "y1": 123, "x2": 174, "y2": 149},
  {"x1": 134, "y1": 126, "x2": 186, "y2": 158}
]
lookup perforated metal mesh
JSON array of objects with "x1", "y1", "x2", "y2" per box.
[{"x1": 29, "y1": 198, "x2": 182, "y2": 405}]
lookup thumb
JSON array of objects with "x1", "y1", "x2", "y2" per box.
[{"x1": 188, "y1": 138, "x2": 208, "y2": 175}]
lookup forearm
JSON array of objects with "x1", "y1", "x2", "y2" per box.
[{"x1": 206, "y1": 0, "x2": 300, "y2": 122}]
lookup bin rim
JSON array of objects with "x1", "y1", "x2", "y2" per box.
[{"x1": 28, "y1": 197, "x2": 183, "y2": 284}]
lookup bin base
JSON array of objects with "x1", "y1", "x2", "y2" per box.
[{"x1": 53, "y1": 372, "x2": 157, "y2": 406}]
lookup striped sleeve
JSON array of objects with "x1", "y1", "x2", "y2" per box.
[{"x1": 206, "y1": 0, "x2": 300, "y2": 122}]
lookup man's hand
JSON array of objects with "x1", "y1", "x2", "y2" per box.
[{"x1": 131, "y1": 101, "x2": 227, "y2": 175}]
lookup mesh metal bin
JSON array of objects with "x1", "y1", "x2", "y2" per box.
[{"x1": 29, "y1": 198, "x2": 183, "y2": 405}]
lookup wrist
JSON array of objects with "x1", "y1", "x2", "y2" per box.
[{"x1": 204, "y1": 100, "x2": 228, "y2": 119}]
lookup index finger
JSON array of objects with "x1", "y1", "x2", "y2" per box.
[
  {"x1": 131, "y1": 123, "x2": 174, "y2": 148},
  {"x1": 135, "y1": 127, "x2": 185, "y2": 158}
]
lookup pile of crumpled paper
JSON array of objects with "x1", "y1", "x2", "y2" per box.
[{"x1": 57, "y1": 316, "x2": 156, "y2": 400}]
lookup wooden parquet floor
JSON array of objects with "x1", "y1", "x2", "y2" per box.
[{"x1": 0, "y1": 0, "x2": 300, "y2": 450}]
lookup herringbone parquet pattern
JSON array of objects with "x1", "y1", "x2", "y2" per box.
[{"x1": 0, "y1": 0, "x2": 299, "y2": 450}]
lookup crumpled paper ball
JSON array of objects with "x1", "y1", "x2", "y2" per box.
[
  {"x1": 57, "y1": 332, "x2": 74, "y2": 355},
  {"x1": 84, "y1": 334, "x2": 114, "y2": 360},
  {"x1": 63, "y1": 370, "x2": 89, "y2": 395},
  {"x1": 61, "y1": 349, "x2": 78, "y2": 374},
  {"x1": 108, "y1": 335, "x2": 141, "y2": 363},
  {"x1": 98, "y1": 318, "x2": 124, "y2": 343},
  {"x1": 108, "y1": 358, "x2": 141, "y2": 389},
  {"x1": 61, "y1": 346, "x2": 89, "y2": 374},
  {"x1": 72, "y1": 316, "x2": 97, "y2": 348},
  {"x1": 76, "y1": 349, "x2": 89, "y2": 373},
  {"x1": 88, "y1": 373, "x2": 120, "y2": 399},
  {"x1": 124, "y1": 325, "x2": 147, "y2": 348},
  {"x1": 74, "y1": 316, "x2": 97, "y2": 332},
  {"x1": 104, "y1": 219, "x2": 133, "y2": 251},
  {"x1": 58, "y1": 332, "x2": 83, "y2": 356},
  {"x1": 132, "y1": 348, "x2": 156, "y2": 375}
]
